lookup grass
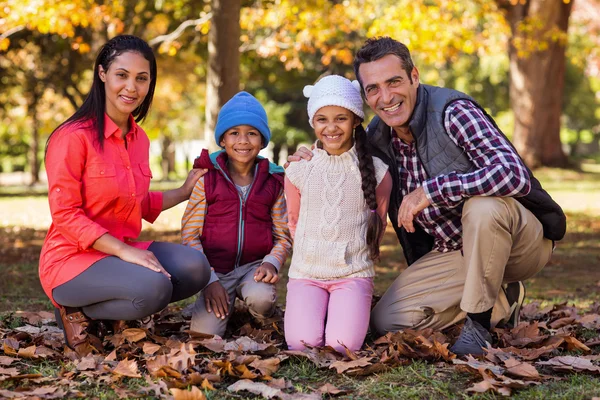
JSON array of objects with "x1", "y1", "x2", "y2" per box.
[{"x1": 1, "y1": 165, "x2": 599, "y2": 398}]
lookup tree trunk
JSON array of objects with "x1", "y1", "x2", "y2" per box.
[
  {"x1": 161, "y1": 135, "x2": 175, "y2": 181},
  {"x1": 28, "y1": 93, "x2": 40, "y2": 186},
  {"x1": 272, "y1": 143, "x2": 282, "y2": 165},
  {"x1": 204, "y1": 0, "x2": 241, "y2": 151},
  {"x1": 502, "y1": 0, "x2": 572, "y2": 168}
]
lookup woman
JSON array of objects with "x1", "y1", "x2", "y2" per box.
[{"x1": 40, "y1": 35, "x2": 210, "y2": 356}]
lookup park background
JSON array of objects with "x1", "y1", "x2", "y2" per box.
[{"x1": 1, "y1": 0, "x2": 600, "y2": 399}]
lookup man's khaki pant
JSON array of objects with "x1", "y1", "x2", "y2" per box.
[{"x1": 371, "y1": 197, "x2": 554, "y2": 335}]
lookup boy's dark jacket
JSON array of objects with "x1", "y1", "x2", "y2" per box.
[
  {"x1": 192, "y1": 149, "x2": 284, "y2": 274},
  {"x1": 366, "y1": 84, "x2": 567, "y2": 266}
]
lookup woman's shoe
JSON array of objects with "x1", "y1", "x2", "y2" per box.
[{"x1": 56, "y1": 307, "x2": 102, "y2": 356}]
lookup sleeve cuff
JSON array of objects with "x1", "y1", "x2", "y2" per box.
[
  {"x1": 145, "y1": 191, "x2": 164, "y2": 223},
  {"x1": 207, "y1": 269, "x2": 219, "y2": 286},
  {"x1": 262, "y1": 255, "x2": 282, "y2": 271},
  {"x1": 422, "y1": 178, "x2": 443, "y2": 207},
  {"x1": 78, "y1": 226, "x2": 110, "y2": 250}
]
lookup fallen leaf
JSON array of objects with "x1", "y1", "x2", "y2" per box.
[
  {"x1": 170, "y1": 386, "x2": 207, "y2": 400},
  {"x1": 503, "y1": 357, "x2": 541, "y2": 380},
  {"x1": 142, "y1": 341, "x2": 161, "y2": 355},
  {"x1": 329, "y1": 357, "x2": 372, "y2": 374},
  {"x1": 563, "y1": 336, "x2": 591, "y2": 353},
  {"x1": 548, "y1": 317, "x2": 576, "y2": 329},
  {"x1": 578, "y1": 314, "x2": 600, "y2": 329},
  {"x1": 452, "y1": 355, "x2": 506, "y2": 376},
  {"x1": 537, "y1": 356, "x2": 600, "y2": 373},
  {"x1": 0, "y1": 367, "x2": 19, "y2": 377},
  {"x1": 75, "y1": 354, "x2": 98, "y2": 371},
  {"x1": 140, "y1": 376, "x2": 170, "y2": 398},
  {"x1": 104, "y1": 349, "x2": 118, "y2": 362},
  {"x1": 121, "y1": 328, "x2": 146, "y2": 343},
  {"x1": 317, "y1": 383, "x2": 350, "y2": 395},
  {"x1": 113, "y1": 358, "x2": 142, "y2": 378},
  {"x1": 249, "y1": 357, "x2": 281, "y2": 376},
  {"x1": 17, "y1": 345, "x2": 37, "y2": 359},
  {"x1": 168, "y1": 343, "x2": 196, "y2": 372},
  {"x1": 201, "y1": 378, "x2": 215, "y2": 390},
  {"x1": 0, "y1": 356, "x2": 15, "y2": 366}
]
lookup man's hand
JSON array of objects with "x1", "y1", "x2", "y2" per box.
[
  {"x1": 254, "y1": 262, "x2": 279, "y2": 284},
  {"x1": 398, "y1": 186, "x2": 431, "y2": 233},
  {"x1": 284, "y1": 146, "x2": 313, "y2": 168},
  {"x1": 203, "y1": 281, "x2": 230, "y2": 319}
]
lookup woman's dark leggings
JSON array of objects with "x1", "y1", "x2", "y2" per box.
[{"x1": 52, "y1": 242, "x2": 210, "y2": 321}]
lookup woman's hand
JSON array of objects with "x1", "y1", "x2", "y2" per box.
[
  {"x1": 162, "y1": 168, "x2": 208, "y2": 210},
  {"x1": 117, "y1": 246, "x2": 171, "y2": 280},
  {"x1": 181, "y1": 168, "x2": 208, "y2": 197}
]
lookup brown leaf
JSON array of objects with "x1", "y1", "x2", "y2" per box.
[
  {"x1": 15, "y1": 311, "x2": 55, "y2": 325},
  {"x1": 501, "y1": 322, "x2": 548, "y2": 347},
  {"x1": 105, "y1": 349, "x2": 118, "y2": 361},
  {"x1": 3, "y1": 338, "x2": 19, "y2": 356},
  {"x1": 318, "y1": 383, "x2": 351, "y2": 395},
  {"x1": 121, "y1": 328, "x2": 146, "y2": 343},
  {"x1": 170, "y1": 386, "x2": 207, "y2": 400},
  {"x1": 234, "y1": 364, "x2": 259, "y2": 379},
  {"x1": 548, "y1": 317, "x2": 576, "y2": 329},
  {"x1": 224, "y1": 336, "x2": 276, "y2": 353},
  {"x1": 537, "y1": 356, "x2": 600, "y2": 373},
  {"x1": 0, "y1": 367, "x2": 20, "y2": 377},
  {"x1": 201, "y1": 378, "x2": 215, "y2": 391},
  {"x1": 113, "y1": 358, "x2": 142, "y2": 378},
  {"x1": 503, "y1": 357, "x2": 541, "y2": 380},
  {"x1": 452, "y1": 355, "x2": 506, "y2": 376},
  {"x1": 0, "y1": 356, "x2": 15, "y2": 366},
  {"x1": 329, "y1": 357, "x2": 373, "y2": 374},
  {"x1": 168, "y1": 343, "x2": 197, "y2": 372},
  {"x1": 17, "y1": 345, "x2": 37, "y2": 359},
  {"x1": 140, "y1": 376, "x2": 170, "y2": 398},
  {"x1": 142, "y1": 341, "x2": 161, "y2": 355},
  {"x1": 147, "y1": 355, "x2": 182, "y2": 378},
  {"x1": 563, "y1": 336, "x2": 591, "y2": 353},
  {"x1": 75, "y1": 354, "x2": 98, "y2": 371},
  {"x1": 577, "y1": 314, "x2": 600, "y2": 329},
  {"x1": 198, "y1": 336, "x2": 226, "y2": 352},
  {"x1": 249, "y1": 357, "x2": 281, "y2": 376},
  {"x1": 466, "y1": 379, "x2": 497, "y2": 394},
  {"x1": 228, "y1": 379, "x2": 323, "y2": 399}
]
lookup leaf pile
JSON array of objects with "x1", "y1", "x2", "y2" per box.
[{"x1": 0, "y1": 301, "x2": 599, "y2": 398}]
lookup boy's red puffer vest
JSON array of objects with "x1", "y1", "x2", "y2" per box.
[{"x1": 193, "y1": 150, "x2": 283, "y2": 274}]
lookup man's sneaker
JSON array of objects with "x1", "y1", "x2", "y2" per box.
[
  {"x1": 500, "y1": 281, "x2": 526, "y2": 329},
  {"x1": 450, "y1": 316, "x2": 492, "y2": 356}
]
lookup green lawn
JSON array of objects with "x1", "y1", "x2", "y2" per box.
[{"x1": 0, "y1": 166, "x2": 599, "y2": 399}]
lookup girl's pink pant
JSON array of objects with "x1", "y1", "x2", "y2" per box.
[{"x1": 284, "y1": 277, "x2": 374, "y2": 353}]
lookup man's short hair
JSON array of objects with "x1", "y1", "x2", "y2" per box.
[{"x1": 353, "y1": 37, "x2": 415, "y2": 87}]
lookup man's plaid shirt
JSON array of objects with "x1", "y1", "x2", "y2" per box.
[{"x1": 392, "y1": 100, "x2": 531, "y2": 252}]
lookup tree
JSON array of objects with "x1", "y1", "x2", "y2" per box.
[
  {"x1": 204, "y1": 0, "x2": 241, "y2": 151},
  {"x1": 497, "y1": 0, "x2": 573, "y2": 168}
]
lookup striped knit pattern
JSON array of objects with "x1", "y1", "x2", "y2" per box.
[{"x1": 181, "y1": 177, "x2": 291, "y2": 272}]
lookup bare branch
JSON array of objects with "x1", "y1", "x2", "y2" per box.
[
  {"x1": 148, "y1": 13, "x2": 213, "y2": 47},
  {"x1": 0, "y1": 25, "x2": 26, "y2": 40}
]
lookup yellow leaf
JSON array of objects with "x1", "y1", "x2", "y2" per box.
[{"x1": 170, "y1": 386, "x2": 207, "y2": 400}]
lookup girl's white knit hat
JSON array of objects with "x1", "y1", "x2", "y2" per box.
[{"x1": 303, "y1": 75, "x2": 365, "y2": 128}]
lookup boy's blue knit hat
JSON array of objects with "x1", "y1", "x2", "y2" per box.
[{"x1": 214, "y1": 91, "x2": 271, "y2": 149}]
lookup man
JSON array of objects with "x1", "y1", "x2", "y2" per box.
[{"x1": 289, "y1": 37, "x2": 566, "y2": 356}]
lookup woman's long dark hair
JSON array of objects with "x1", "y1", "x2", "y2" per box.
[
  {"x1": 45, "y1": 35, "x2": 157, "y2": 155},
  {"x1": 354, "y1": 123, "x2": 384, "y2": 261}
]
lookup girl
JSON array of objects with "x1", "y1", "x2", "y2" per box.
[
  {"x1": 41, "y1": 35, "x2": 210, "y2": 356},
  {"x1": 284, "y1": 75, "x2": 392, "y2": 352}
]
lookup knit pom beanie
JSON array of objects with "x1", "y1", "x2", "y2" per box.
[
  {"x1": 303, "y1": 75, "x2": 365, "y2": 128},
  {"x1": 214, "y1": 91, "x2": 271, "y2": 148}
]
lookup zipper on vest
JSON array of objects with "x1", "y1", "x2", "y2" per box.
[{"x1": 215, "y1": 163, "x2": 259, "y2": 268}]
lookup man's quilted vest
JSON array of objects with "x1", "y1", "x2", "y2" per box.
[
  {"x1": 367, "y1": 84, "x2": 566, "y2": 265},
  {"x1": 194, "y1": 150, "x2": 283, "y2": 274}
]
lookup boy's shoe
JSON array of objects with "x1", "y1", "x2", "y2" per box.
[
  {"x1": 450, "y1": 317, "x2": 492, "y2": 356},
  {"x1": 499, "y1": 281, "x2": 526, "y2": 329}
]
